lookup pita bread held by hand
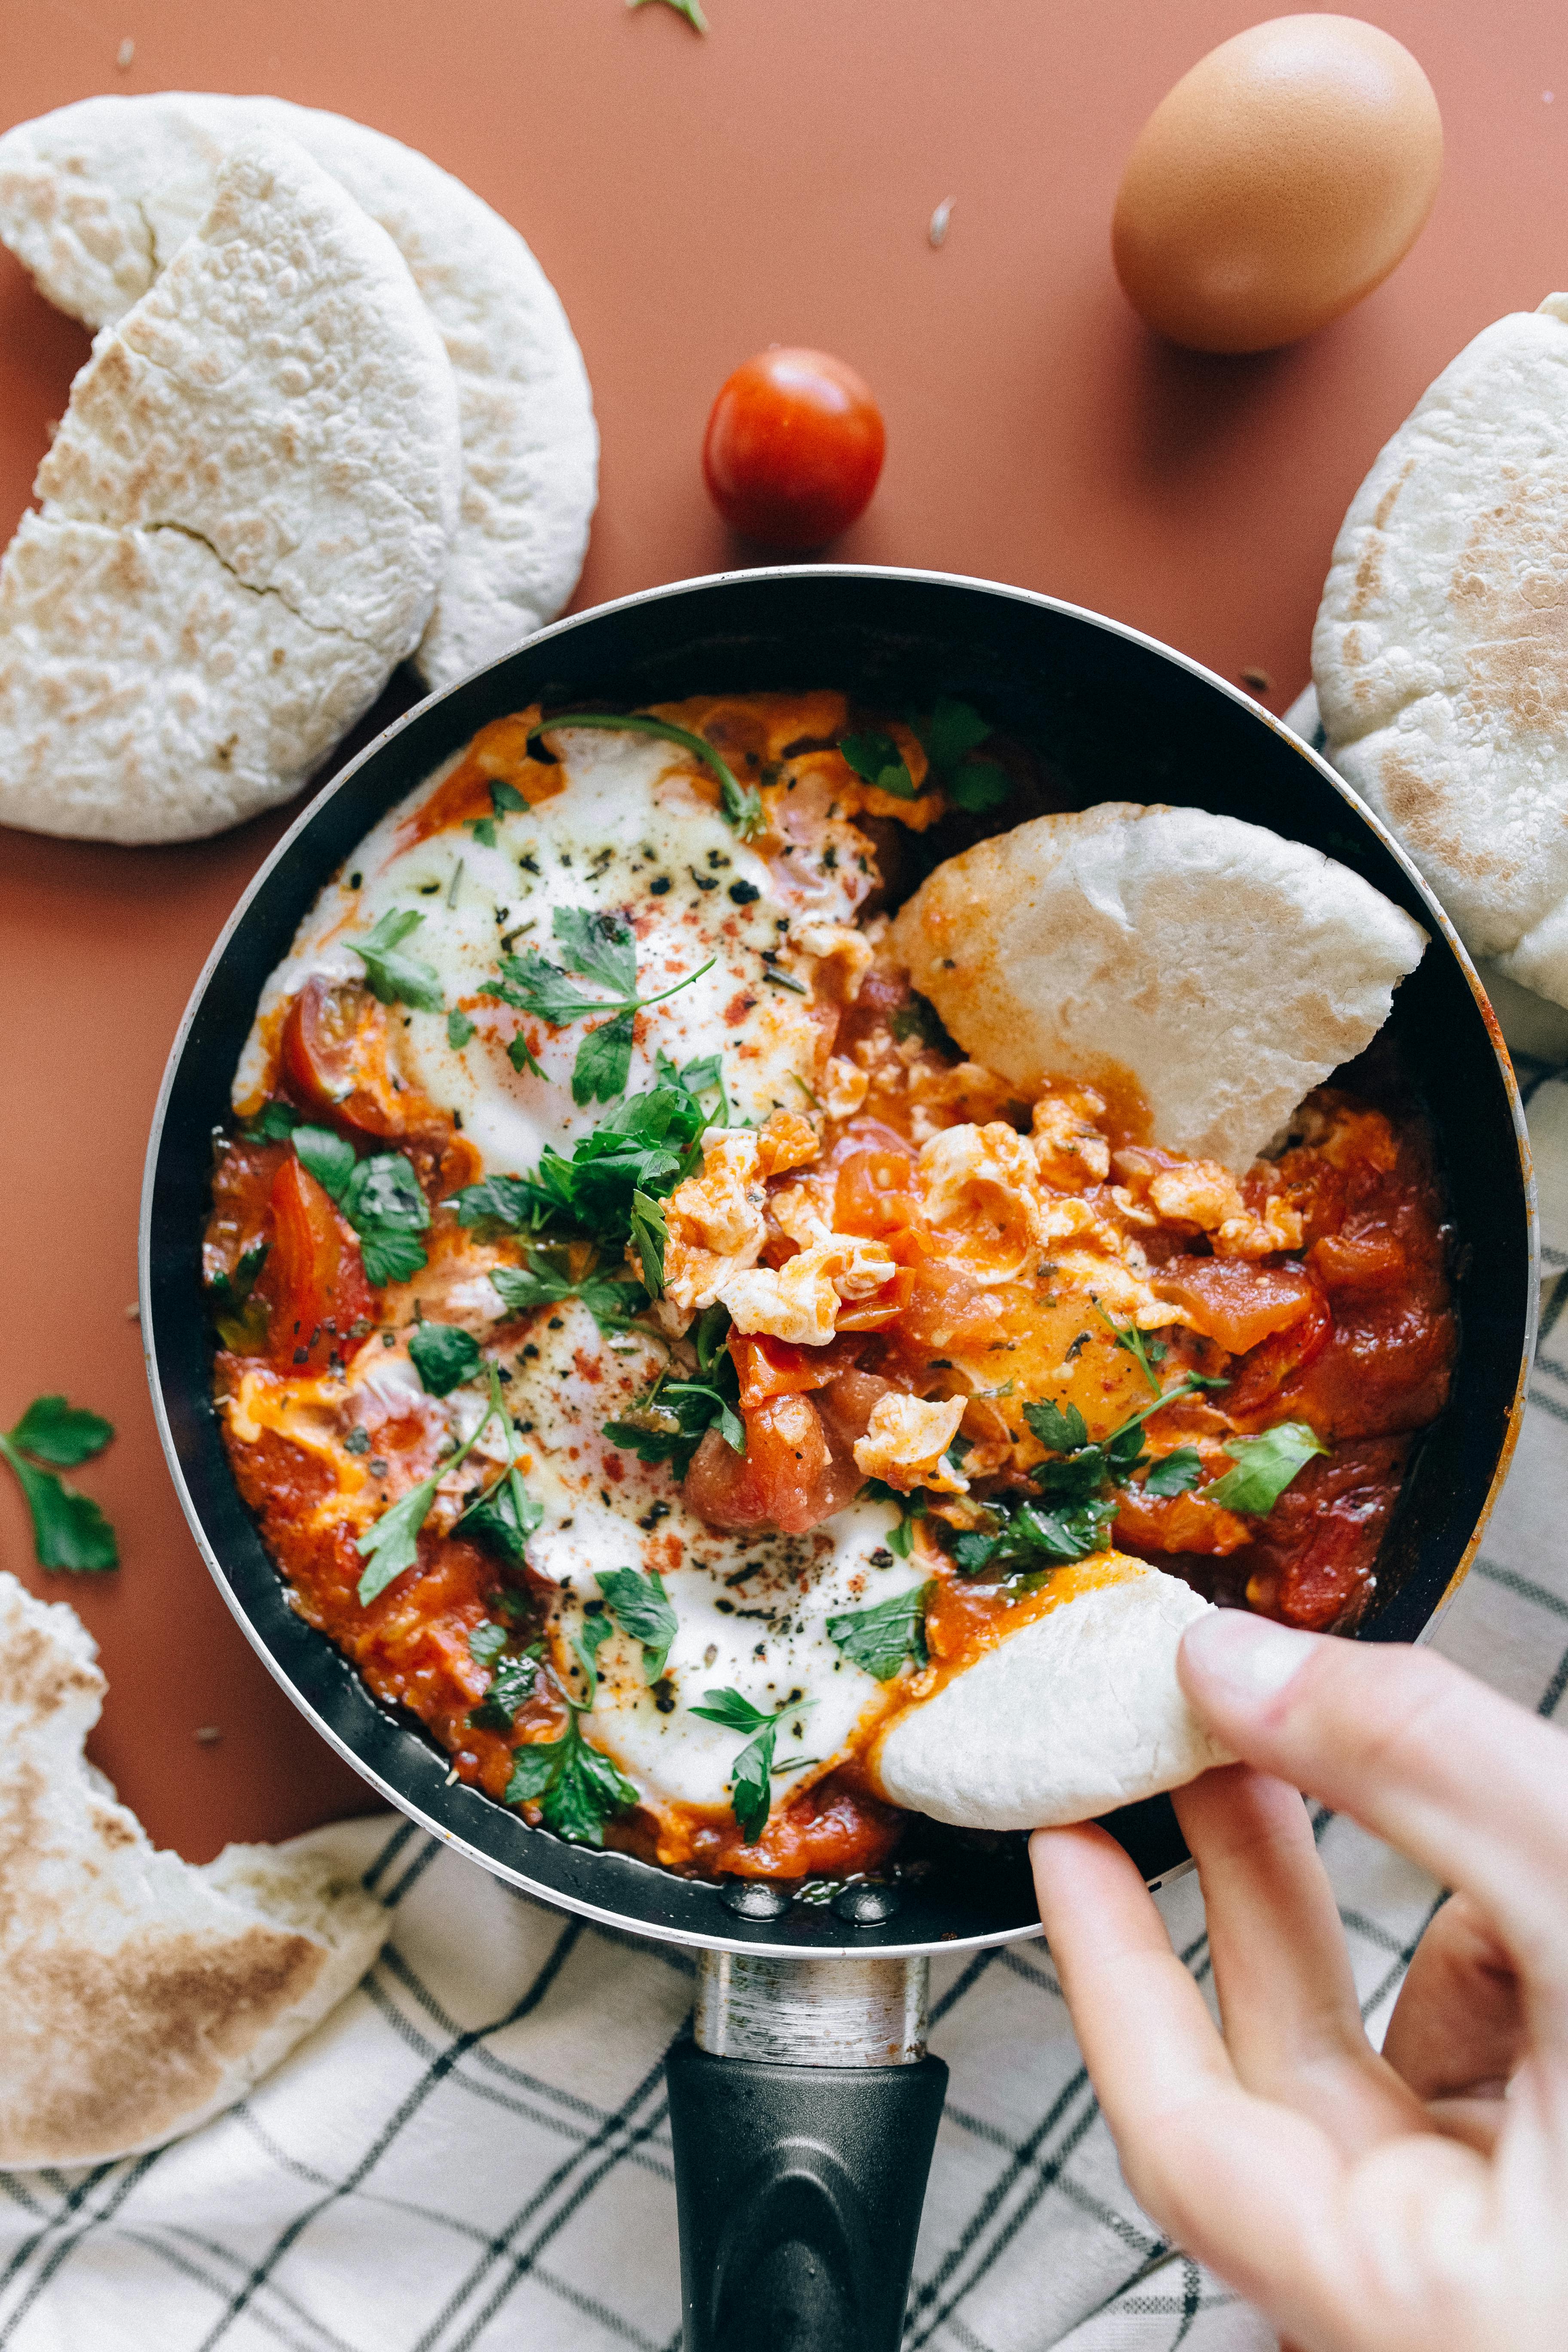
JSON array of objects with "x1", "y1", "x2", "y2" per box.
[
  {"x1": 0, "y1": 92, "x2": 597, "y2": 689},
  {"x1": 0, "y1": 1571, "x2": 387, "y2": 2168},
  {"x1": 0, "y1": 132, "x2": 461, "y2": 844},
  {"x1": 889, "y1": 803, "x2": 1426, "y2": 1173},
  {"x1": 1314, "y1": 296, "x2": 1568, "y2": 1011},
  {"x1": 872, "y1": 1555, "x2": 1233, "y2": 1833}
]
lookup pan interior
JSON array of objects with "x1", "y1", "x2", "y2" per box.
[{"x1": 142, "y1": 567, "x2": 1534, "y2": 1956}]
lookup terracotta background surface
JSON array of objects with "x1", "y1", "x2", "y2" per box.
[{"x1": 0, "y1": 0, "x2": 1560, "y2": 1859}]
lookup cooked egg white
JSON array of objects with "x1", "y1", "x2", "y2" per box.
[
  {"x1": 232, "y1": 722, "x2": 915, "y2": 1831},
  {"x1": 235, "y1": 726, "x2": 861, "y2": 1166}
]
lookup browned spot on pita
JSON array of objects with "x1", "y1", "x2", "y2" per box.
[
  {"x1": 1376, "y1": 747, "x2": 1522, "y2": 892},
  {"x1": 1372, "y1": 458, "x2": 1416, "y2": 535},
  {"x1": 0, "y1": 1924, "x2": 324, "y2": 2166}
]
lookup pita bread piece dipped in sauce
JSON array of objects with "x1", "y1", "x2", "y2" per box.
[{"x1": 1112, "y1": 15, "x2": 1442, "y2": 355}]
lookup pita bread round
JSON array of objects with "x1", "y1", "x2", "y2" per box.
[
  {"x1": 0, "y1": 1571, "x2": 387, "y2": 2167},
  {"x1": 889, "y1": 803, "x2": 1427, "y2": 1173},
  {"x1": 0, "y1": 132, "x2": 462, "y2": 843},
  {"x1": 0, "y1": 92, "x2": 598, "y2": 688},
  {"x1": 1314, "y1": 297, "x2": 1568, "y2": 1008},
  {"x1": 872, "y1": 1555, "x2": 1233, "y2": 1832}
]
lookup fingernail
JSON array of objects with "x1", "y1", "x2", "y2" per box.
[{"x1": 1182, "y1": 1608, "x2": 1315, "y2": 1700}]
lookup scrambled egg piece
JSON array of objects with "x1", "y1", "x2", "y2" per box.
[
  {"x1": 723, "y1": 1237, "x2": 896, "y2": 1347},
  {"x1": 662, "y1": 1114, "x2": 819, "y2": 1314},
  {"x1": 853, "y1": 1394, "x2": 968, "y2": 1493},
  {"x1": 1030, "y1": 1088, "x2": 1112, "y2": 1188},
  {"x1": 1143, "y1": 1159, "x2": 1305, "y2": 1259}
]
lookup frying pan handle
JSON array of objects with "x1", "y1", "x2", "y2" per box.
[{"x1": 665, "y1": 2039, "x2": 949, "y2": 2352}]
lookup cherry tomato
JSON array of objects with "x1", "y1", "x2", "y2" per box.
[
  {"x1": 702, "y1": 347, "x2": 885, "y2": 549},
  {"x1": 264, "y1": 1158, "x2": 375, "y2": 1369}
]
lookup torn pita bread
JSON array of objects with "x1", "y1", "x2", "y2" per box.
[
  {"x1": 889, "y1": 802, "x2": 1427, "y2": 1173},
  {"x1": 0, "y1": 1570, "x2": 387, "y2": 2167},
  {"x1": 872, "y1": 1555, "x2": 1233, "y2": 1832},
  {"x1": 0, "y1": 92, "x2": 597, "y2": 688},
  {"x1": 1314, "y1": 297, "x2": 1568, "y2": 1011},
  {"x1": 0, "y1": 132, "x2": 462, "y2": 843}
]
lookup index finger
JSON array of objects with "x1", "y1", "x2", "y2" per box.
[{"x1": 1178, "y1": 1612, "x2": 1568, "y2": 2010}]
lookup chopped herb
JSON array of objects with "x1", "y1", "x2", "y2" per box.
[
  {"x1": 240, "y1": 1099, "x2": 301, "y2": 1142},
  {"x1": 628, "y1": 1190, "x2": 668, "y2": 1295},
  {"x1": 293, "y1": 1127, "x2": 431, "y2": 1289},
  {"x1": 489, "y1": 1246, "x2": 648, "y2": 1335},
  {"x1": 529, "y1": 711, "x2": 760, "y2": 834},
  {"x1": 689, "y1": 1687, "x2": 809, "y2": 1843},
  {"x1": 603, "y1": 1344, "x2": 742, "y2": 1479},
  {"x1": 356, "y1": 1368, "x2": 512, "y2": 1603},
  {"x1": 908, "y1": 696, "x2": 1010, "y2": 813},
  {"x1": 447, "y1": 1009, "x2": 476, "y2": 1049},
  {"x1": 860, "y1": 1479, "x2": 927, "y2": 1556},
  {"x1": 945, "y1": 759, "x2": 1011, "y2": 813},
  {"x1": 1091, "y1": 1302, "x2": 1171, "y2": 1396},
  {"x1": 0, "y1": 1396, "x2": 119, "y2": 1573},
  {"x1": 457, "y1": 1469, "x2": 544, "y2": 1565},
  {"x1": 1143, "y1": 1447, "x2": 1204, "y2": 1498},
  {"x1": 504, "y1": 1703, "x2": 640, "y2": 1844},
  {"x1": 1023, "y1": 1398, "x2": 1089, "y2": 1454},
  {"x1": 596, "y1": 1566, "x2": 679, "y2": 1681},
  {"x1": 839, "y1": 727, "x2": 917, "y2": 799},
  {"x1": 481, "y1": 906, "x2": 715, "y2": 1105},
  {"x1": 407, "y1": 1323, "x2": 484, "y2": 1397},
  {"x1": 344, "y1": 1425, "x2": 371, "y2": 1457},
  {"x1": 491, "y1": 779, "x2": 527, "y2": 815},
  {"x1": 1204, "y1": 1424, "x2": 1328, "y2": 1516},
  {"x1": 469, "y1": 1634, "x2": 543, "y2": 1731},
  {"x1": 827, "y1": 1584, "x2": 929, "y2": 1681},
  {"x1": 351, "y1": 908, "x2": 444, "y2": 1013},
  {"x1": 508, "y1": 1030, "x2": 548, "y2": 1080},
  {"x1": 469, "y1": 818, "x2": 498, "y2": 847},
  {"x1": 207, "y1": 1240, "x2": 269, "y2": 1351},
  {"x1": 469, "y1": 1620, "x2": 509, "y2": 1663}
]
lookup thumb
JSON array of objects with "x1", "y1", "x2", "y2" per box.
[{"x1": 1177, "y1": 1611, "x2": 1568, "y2": 2007}]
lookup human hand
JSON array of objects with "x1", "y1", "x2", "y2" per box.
[{"x1": 1030, "y1": 1612, "x2": 1568, "y2": 2352}]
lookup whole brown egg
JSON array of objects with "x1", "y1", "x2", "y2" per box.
[{"x1": 1112, "y1": 14, "x2": 1442, "y2": 354}]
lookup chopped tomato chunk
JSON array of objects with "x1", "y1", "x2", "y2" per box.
[
  {"x1": 263, "y1": 1157, "x2": 375, "y2": 1369},
  {"x1": 1154, "y1": 1255, "x2": 1318, "y2": 1355}
]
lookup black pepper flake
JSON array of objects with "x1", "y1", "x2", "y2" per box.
[
  {"x1": 370, "y1": 1457, "x2": 389, "y2": 1477},
  {"x1": 522, "y1": 1343, "x2": 540, "y2": 1360},
  {"x1": 649, "y1": 875, "x2": 672, "y2": 895},
  {"x1": 729, "y1": 879, "x2": 761, "y2": 904},
  {"x1": 547, "y1": 1315, "x2": 564, "y2": 1330},
  {"x1": 349, "y1": 870, "x2": 363, "y2": 888},
  {"x1": 689, "y1": 867, "x2": 719, "y2": 891}
]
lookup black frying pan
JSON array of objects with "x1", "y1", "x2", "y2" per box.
[{"x1": 141, "y1": 567, "x2": 1536, "y2": 2351}]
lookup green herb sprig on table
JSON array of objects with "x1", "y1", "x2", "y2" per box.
[
  {"x1": 527, "y1": 712, "x2": 757, "y2": 834},
  {"x1": 481, "y1": 904, "x2": 716, "y2": 1106},
  {"x1": 293, "y1": 1127, "x2": 432, "y2": 1289},
  {"x1": 0, "y1": 1396, "x2": 118, "y2": 1572},
  {"x1": 627, "y1": 0, "x2": 708, "y2": 30},
  {"x1": 689, "y1": 1687, "x2": 814, "y2": 1844}
]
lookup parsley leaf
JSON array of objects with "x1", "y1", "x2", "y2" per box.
[
  {"x1": 9, "y1": 1395, "x2": 114, "y2": 1468},
  {"x1": 452, "y1": 1174, "x2": 544, "y2": 1231},
  {"x1": 293, "y1": 1125, "x2": 356, "y2": 1202},
  {"x1": 356, "y1": 1368, "x2": 516, "y2": 1603},
  {"x1": 912, "y1": 695, "x2": 991, "y2": 770},
  {"x1": 352, "y1": 909, "x2": 444, "y2": 1013},
  {"x1": 604, "y1": 1348, "x2": 742, "y2": 1479},
  {"x1": 950, "y1": 1494, "x2": 1119, "y2": 1577},
  {"x1": 595, "y1": 1567, "x2": 679, "y2": 1681},
  {"x1": 208, "y1": 1241, "x2": 270, "y2": 1351},
  {"x1": 839, "y1": 728, "x2": 918, "y2": 798},
  {"x1": 945, "y1": 759, "x2": 1011, "y2": 813},
  {"x1": 888, "y1": 993, "x2": 951, "y2": 1052},
  {"x1": 1205, "y1": 1424, "x2": 1328, "y2": 1515},
  {"x1": 470, "y1": 1640, "x2": 543, "y2": 1731},
  {"x1": 469, "y1": 1620, "x2": 509, "y2": 1663},
  {"x1": 628, "y1": 1190, "x2": 668, "y2": 1295},
  {"x1": 1024, "y1": 1398, "x2": 1089, "y2": 1454},
  {"x1": 827, "y1": 1584, "x2": 929, "y2": 1681},
  {"x1": 529, "y1": 710, "x2": 759, "y2": 834},
  {"x1": 241, "y1": 1099, "x2": 301, "y2": 1142},
  {"x1": 294, "y1": 1129, "x2": 432, "y2": 1290},
  {"x1": 408, "y1": 1323, "x2": 483, "y2": 1397},
  {"x1": 503, "y1": 1709, "x2": 640, "y2": 1845},
  {"x1": 573, "y1": 1010, "x2": 635, "y2": 1106},
  {"x1": 491, "y1": 1247, "x2": 648, "y2": 1335},
  {"x1": 553, "y1": 904, "x2": 638, "y2": 998},
  {"x1": 1, "y1": 1397, "x2": 119, "y2": 1572},
  {"x1": 447, "y1": 1009, "x2": 476, "y2": 1049},
  {"x1": 1143, "y1": 1447, "x2": 1203, "y2": 1498},
  {"x1": 456, "y1": 1469, "x2": 544, "y2": 1565},
  {"x1": 490, "y1": 946, "x2": 601, "y2": 1027},
  {"x1": 689, "y1": 1687, "x2": 808, "y2": 1843}
]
